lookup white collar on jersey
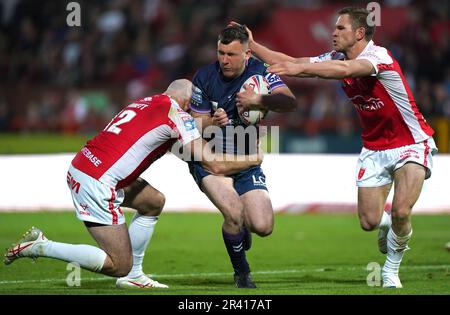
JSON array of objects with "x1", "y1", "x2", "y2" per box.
[{"x1": 357, "y1": 40, "x2": 375, "y2": 58}]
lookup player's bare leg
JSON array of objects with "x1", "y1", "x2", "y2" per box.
[
  {"x1": 202, "y1": 175, "x2": 256, "y2": 288},
  {"x1": 5, "y1": 223, "x2": 131, "y2": 278},
  {"x1": 241, "y1": 189, "x2": 274, "y2": 237},
  {"x1": 202, "y1": 176, "x2": 244, "y2": 233},
  {"x1": 358, "y1": 184, "x2": 391, "y2": 231},
  {"x1": 116, "y1": 178, "x2": 168, "y2": 288},
  {"x1": 391, "y1": 163, "x2": 425, "y2": 235},
  {"x1": 240, "y1": 189, "x2": 273, "y2": 252},
  {"x1": 123, "y1": 178, "x2": 165, "y2": 217},
  {"x1": 358, "y1": 184, "x2": 392, "y2": 254},
  {"x1": 86, "y1": 223, "x2": 132, "y2": 276},
  {"x1": 382, "y1": 162, "x2": 426, "y2": 288}
]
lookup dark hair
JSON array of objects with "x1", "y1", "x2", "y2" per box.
[
  {"x1": 338, "y1": 7, "x2": 376, "y2": 41},
  {"x1": 218, "y1": 25, "x2": 249, "y2": 45}
]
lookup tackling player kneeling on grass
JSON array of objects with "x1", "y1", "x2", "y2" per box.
[
  {"x1": 232, "y1": 6, "x2": 438, "y2": 288},
  {"x1": 4, "y1": 79, "x2": 263, "y2": 289}
]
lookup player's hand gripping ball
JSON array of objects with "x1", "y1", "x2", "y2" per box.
[{"x1": 238, "y1": 75, "x2": 270, "y2": 125}]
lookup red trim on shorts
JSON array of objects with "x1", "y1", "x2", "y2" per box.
[
  {"x1": 109, "y1": 188, "x2": 118, "y2": 225},
  {"x1": 423, "y1": 140, "x2": 429, "y2": 167}
]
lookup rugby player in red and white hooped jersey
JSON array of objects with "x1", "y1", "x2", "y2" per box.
[
  {"x1": 233, "y1": 6, "x2": 438, "y2": 288},
  {"x1": 4, "y1": 79, "x2": 262, "y2": 289}
]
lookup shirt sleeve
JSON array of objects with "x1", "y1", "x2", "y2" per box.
[
  {"x1": 264, "y1": 72, "x2": 287, "y2": 92},
  {"x1": 168, "y1": 106, "x2": 201, "y2": 146},
  {"x1": 356, "y1": 47, "x2": 393, "y2": 76},
  {"x1": 189, "y1": 72, "x2": 212, "y2": 114},
  {"x1": 310, "y1": 51, "x2": 345, "y2": 63}
]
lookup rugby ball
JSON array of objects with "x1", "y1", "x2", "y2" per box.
[{"x1": 238, "y1": 75, "x2": 270, "y2": 125}]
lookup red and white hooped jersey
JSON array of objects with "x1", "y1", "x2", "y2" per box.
[
  {"x1": 311, "y1": 41, "x2": 434, "y2": 150},
  {"x1": 71, "y1": 94, "x2": 200, "y2": 189}
]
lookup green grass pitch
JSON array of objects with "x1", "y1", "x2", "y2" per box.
[{"x1": 0, "y1": 212, "x2": 449, "y2": 295}]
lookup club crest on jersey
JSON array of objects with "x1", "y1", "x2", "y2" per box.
[{"x1": 358, "y1": 167, "x2": 366, "y2": 180}]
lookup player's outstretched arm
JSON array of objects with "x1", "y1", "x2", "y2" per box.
[
  {"x1": 236, "y1": 84, "x2": 297, "y2": 113},
  {"x1": 268, "y1": 59, "x2": 374, "y2": 79},
  {"x1": 228, "y1": 21, "x2": 309, "y2": 65},
  {"x1": 182, "y1": 138, "x2": 263, "y2": 175}
]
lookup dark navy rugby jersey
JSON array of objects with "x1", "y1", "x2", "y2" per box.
[
  {"x1": 189, "y1": 57, "x2": 286, "y2": 154},
  {"x1": 190, "y1": 57, "x2": 286, "y2": 123}
]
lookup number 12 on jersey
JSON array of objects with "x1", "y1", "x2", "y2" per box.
[{"x1": 104, "y1": 110, "x2": 137, "y2": 135}]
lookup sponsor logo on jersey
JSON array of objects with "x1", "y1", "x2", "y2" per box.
[
  {"x1": 252, "y1": 175, "x2": 266, "y2": 187},
  {"x1": 350, "y1": 95, "x2": 385, "y2": 111},
  {"x1": 80, "y1": 147, "x2": 102, "y2": 167},
  {"x1": 265, "y1": 73, "x2": 282, "y2": 90},
  {"x1": 360, "y1": 51, "x2": 382, "y2": 63},
  {"x1": 176, "y1": 109, "x2": 197, "y2": 131},
  {"x1": 182, "y1": 117, "x2": 196, "y2": 131},
  {"x1": 400, "y1": 149, "x2": 419, "y2": 160},
  {"x1": 191, "y1": 85, "x2": 203, "y2": 103},
  {"x1": 79, "y1": 203, "x2": 90, "y2": 216},
  {"x1": 67, "y1": 171, "x2": 81, "y2": 193}
]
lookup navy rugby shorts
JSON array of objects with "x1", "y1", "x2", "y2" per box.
[{"x1": 188, "y1": 162, "x2": 268, "y2": 195}]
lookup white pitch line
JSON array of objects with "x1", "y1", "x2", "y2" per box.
[{"x1": 0, "y1": 265, "x2": 448, "y2": 286}]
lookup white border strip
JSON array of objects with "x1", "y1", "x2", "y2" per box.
[{"x1": 1, "y1": 153, "x2": 449, "y2": 213}]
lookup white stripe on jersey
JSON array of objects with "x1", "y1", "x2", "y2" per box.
[
  {"x1": 99, "y1": 124, "x2": 174, "y2": 187},
  {"x1": 378, "y1": 70, "x2": 430, "y2": 142}
]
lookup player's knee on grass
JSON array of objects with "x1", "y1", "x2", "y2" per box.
[
  {"x1": 103, "y1": 254, "x2": 132, "y2": 277},
  {"x1": 116, "y1": 258, "x2": 133, "y2": 277}
]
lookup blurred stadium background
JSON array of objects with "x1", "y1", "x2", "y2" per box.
[
  {"x1": 0, "y1": 0, "x2": 449, "y2": 295},
  {"x1": 0, "y1": 0, "x2": 448, "y2": 154}
]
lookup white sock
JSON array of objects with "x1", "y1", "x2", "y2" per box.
[
  {"x1": 378, "y1": 210, "x2": 392, "y2": 230},
  {"x1": 34, "y1": 241, "x2": 107, "y2": 272},
  {"x1": 126, "y1": 213, "x2": 158, "y2": 279},
  {"x1": 382, "y1": 229, "x2": 412, "y2": 275}
]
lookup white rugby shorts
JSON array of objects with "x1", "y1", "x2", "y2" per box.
[
  {"x1": 67, "y1": 164, "x2": 125, "y2": 225},
  {"x1": 356, "y1": 137, "x2": 438, "y2": 187}
]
